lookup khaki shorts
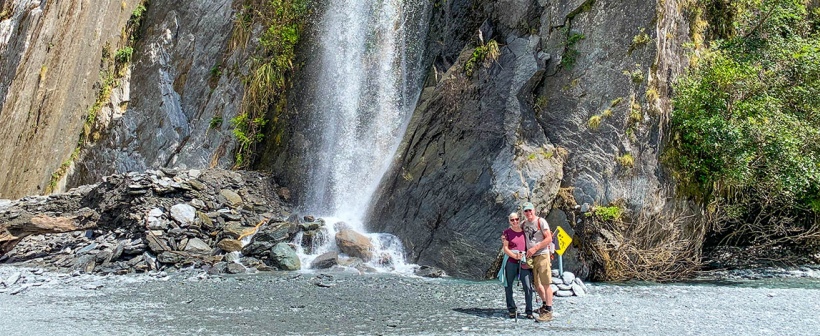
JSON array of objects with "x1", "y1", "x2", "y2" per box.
[{"x1": 532, "y1": 254, "x2": 552, "y2": 287}]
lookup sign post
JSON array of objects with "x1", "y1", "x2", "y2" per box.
[{"x1": 553, "y1": 226, "x2": 572, "y2": 277}]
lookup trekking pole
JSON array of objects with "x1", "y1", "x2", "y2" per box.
[{"x1": 516, "y1": 251, "x2": 525, "y2": 323}]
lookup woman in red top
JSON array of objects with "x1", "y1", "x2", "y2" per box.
[{"x1": 501, "y1": 212, "x2": 534, "y2": 319}]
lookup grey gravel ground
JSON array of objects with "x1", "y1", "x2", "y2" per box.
[{"x1": 1, "y1": 266, "x2": 820, "y2": 336}]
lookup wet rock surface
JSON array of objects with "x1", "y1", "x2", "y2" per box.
[
  {"x1": 0, "y1": 169, "x2": 308, "y2": 275},
  {"x1": 1, "y1": 265, "x2": 819, "y2": 335}
]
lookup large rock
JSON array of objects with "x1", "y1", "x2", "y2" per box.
[
  {"x1": 219, "y1": 189, "x2": 243, "y2": 207},
  {"x1": 310, "y1": 251, "x2": 338, "y2": 269},
  {"x1": 269, "y1": 243, "x2": 301, "y2": 271},
  {"x1": 368, "y1": 35, "x2": 563, "y2": 279},
  {"x1": 335, "y1": 229, "x2": 373, "y2": 262},
  {"x1": 62, "y1": 0, "x2": 252, "y2": 188},
  {"x1": 217, "y1": 239, "x2": 243, "y2": 252},
  {"x1": 184, "y1": 238, "x2": 212, "y2": 254},
  {"x1": 170, "y1": 204, "x2": 196, "y2": 226},
  {"x1": 253, "y1": 221, "x2": 296, "y2": 243},
  {"x1": 242, "y1": 241, "x2": 274, "y2": 257},
  {"x1": 364, "y1": 0, "x2": 701, "y2": 280}
]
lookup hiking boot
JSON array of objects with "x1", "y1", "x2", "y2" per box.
[
  {"x1": 508, "y1": 311, "x2": 517, "y2": 319},
  {"x1": 536, "y1": 310, "x2": 553, "y2": 322},
  {"x1": 537, "y1": 304, "x2": 548, "y2": 314}
]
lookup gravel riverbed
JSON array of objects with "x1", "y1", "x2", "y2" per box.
[{"x1": 1, "y1": 266, "x2": 819, "y2": 335}]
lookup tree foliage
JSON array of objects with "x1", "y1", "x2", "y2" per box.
[{"x1": 668, "y1": 0, "x2": 820, "y2": 249}]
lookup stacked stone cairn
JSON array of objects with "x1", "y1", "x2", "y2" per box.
[
  {"x1": 550, "y1": 270, "x2": 589, "y2": 297},
  {"x1": 0, "y1": 169, "x2": 324, "y2": 275}
]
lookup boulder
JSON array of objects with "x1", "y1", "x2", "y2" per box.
[
  {"x1": 184, "y1": 238, "x2": 212, "y2": 254},
  {"x1": 253, "y1": 221, "x2": 296, "y2": 243},
  {"x1": 217, "y1": 239, "x2": 243, "y2": 252},
  {"x1": 555, "y1": 290, "x2": 574, "y2": 297},
  {"x1": 335, "y1": 229, "x2": 373, "y2": 262},
  {"x1": 571, "y1": 283, "x2": 586, "y2": 296},
  {"x1": 208, "y1": 262, "x2": 228, "y2": 275},
  {"x1": 157, "y1": 251, "x2": 185, "y2": 264},
  {"x1": 310, "y1": 251, "x2": 338, "y2": 269},
  {"x1": 337, "y1": 257, "x2": 363, "y2": 268},
  {"x1": 170, "y1": 204, "x2": 196, "y2": 226},
  {"x1": 415, "y1": 265, "x2": 446, "y2": 278},
  {"x1": 226, "y1": 263, "x2": 246, "y2": 274},
  {"x1": 242, "y1": 241, "x2": 274, "y2": 257},
  {"x1": 144, "y1": 234, "x2": 170, "y2": 253},
  {"x1": 269, "y1": 243, "x2": 301, "y2": 271},
  {"x1": 222, "y1": 222, "x2": 255, "y2": 239},
  {"x1": 549, "y1": 284, "x2": 559, "y2": 294},
  {"x1": 220, "y1": 189, "x2": 243, "y2": 207},
  {"x1": 562, "y1": 271, "x2": 576, "y2": 285}
]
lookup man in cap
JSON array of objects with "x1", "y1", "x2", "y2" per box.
[{"x1": 521, "y1": 201, "x2": 554, "y2": 321}]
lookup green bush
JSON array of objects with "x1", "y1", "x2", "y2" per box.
[{"x1": 668, "y1": 0, "x2": 820, "y2": 248}]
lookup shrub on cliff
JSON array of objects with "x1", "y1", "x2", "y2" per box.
[{"x1": 669, "y1": 0, "x2": 820, "y2": 252}]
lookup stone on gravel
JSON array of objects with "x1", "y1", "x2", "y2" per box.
[
  {"x1": 415, "y1": 265, "x2": 446, "y2": 278},
  {"x1": 555, "y1": 290, "x2": 573, "y2": 297},
  {"x1": 208, "y1": 262, "x2": 228, "y2": 275},
  {"x1": 557, "y1": 284, "x2": 572, "y2": 290},
  {"x1": 551, "y1": 277, "x2": 563, "y2": 285},
  {"x1": 81, "y1": 283, "x2": 104, "y2": 290},
  {"x1": 184, "y1": 238, "x2": 211, "y2": 254},
  {"x1": 574, "y1": 278, "x2": 588, "y2": 293},
  {"x1": 550, "y1": 284, "x2": 559, "y2": 294},
  {"x1": 4, "y1": 272, "x2": 22, "y2": 287},
  {"x1": 9, "y1": 285, "x2": 28, "y2": 295},
  {"x1": 170, "y1": 204, "x2": 196, "y2": 226},
  {"x1": 310, "y1": 251, "x2": 338, "y2": 269},
  {"x1": 270, "y1": 243, "x2": 300, "y2": 271},
  {"x1": 217, "y1": 239, "x2": 243, "y2": 252},
  {"x1": 335, "y1": 229, "x2": 373, "y2": 261},
  {"x1": 226, "y1": 263, "x2": 246, "y2": 274},
  {"x1": 571, "y1": 283, "x2": 586, "y2": 296}
]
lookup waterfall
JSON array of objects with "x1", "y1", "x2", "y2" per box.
[{"x1": 295, "y1": 0, "x2": 429, "y2": 273}]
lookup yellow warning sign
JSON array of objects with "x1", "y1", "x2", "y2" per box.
[{"x1": 554, "y1": 226, "x2": 572, "y2": 256}]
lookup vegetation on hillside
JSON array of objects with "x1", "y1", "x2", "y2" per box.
[
  {"x1": 668, "y1": 0, "x2": 820, "y2": 253},
  {"x1": 229, "y1": 0, "x2": 308, "y2": 169}
]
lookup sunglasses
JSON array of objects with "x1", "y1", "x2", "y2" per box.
[
  {"x1": 524, "y1": 209, "x2": 533, "y2": 213},
  {"x1": 509, "y1": 218, "x2": 519, "y2": 222}
]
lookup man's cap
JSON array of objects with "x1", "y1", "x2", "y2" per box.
[{"x1": 522, "y1": 202, "x2": 534, "y2": 211}]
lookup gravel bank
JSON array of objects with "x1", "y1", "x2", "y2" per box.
[{"x1": 1, "y1": 266, "x2": 819, "y2": 335}]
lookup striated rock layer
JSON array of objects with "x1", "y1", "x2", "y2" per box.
[{"x1": 368, "y1": 0, "x2": 702, "y2": 279}]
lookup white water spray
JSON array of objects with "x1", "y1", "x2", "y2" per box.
[{"x1": 295, "y1": 0, "x2": 429, "y2": 273}]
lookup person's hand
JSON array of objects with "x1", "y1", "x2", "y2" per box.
[{"x1": 526, "y1": 248, "x2": 536, "y2": 258}]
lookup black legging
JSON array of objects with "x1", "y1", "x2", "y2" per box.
[{"x1": 504, "y1": 260, "x2": 534, "y2": 314}]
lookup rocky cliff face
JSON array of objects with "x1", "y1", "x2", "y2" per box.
[
  {"x1": 67, "y1": 0, "x2": 247, "y2": 188},
  {"x1": 0, "y1": 0, "x2": 144, "y2": 198},
  {"x1": 368, "y1": 0, "x2": 700, "y2": 279},
  {"x1": 0, "y1": 0, "x2": 252, "y2": 199}
]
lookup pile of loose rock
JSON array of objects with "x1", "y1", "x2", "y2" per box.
[
  {"x1": 550, "y1": 271, "x2": 589, "y2": 297},
  {"x1": 0, "y1": 169, "x2": 329, "y2": 275}
]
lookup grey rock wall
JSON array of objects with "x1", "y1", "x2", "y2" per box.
[
  {"x1": 0, "y1": 0, "x2": 144, "y2": 198},
  {"x1": 368, "y1": 0, "x2": 698, "y2": 279},
  {"x1": 67, "y1": 0, "x2": 246, "y2": 187}
]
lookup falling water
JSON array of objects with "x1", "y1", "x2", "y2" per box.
[{"x1": 295, "y1": 0, "x2": 429, "y2": 273}]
